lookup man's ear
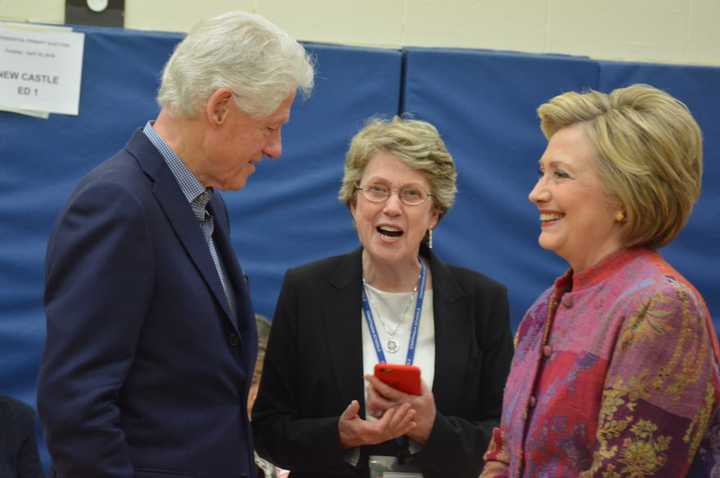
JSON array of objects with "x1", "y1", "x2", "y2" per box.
[{"x1": 205, "y1": 88, "x2": 234, "y2": 126}]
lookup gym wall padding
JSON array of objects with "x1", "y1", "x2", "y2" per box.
[
  {"x1": 1, "y1": 28, "x2": 183, "y2": 406},
  {"x1": 402, "y1": 48, "x2": 601, "y2": 327},
  {"x1": 402, "y1": 47, "x2": 719, "y2": 332},
  {"x1": 0, "y1": 26, "x2": 718, "y2": 469},
  {"x1": 598, "y1": 60, "x2": 720, "y2": 324}
]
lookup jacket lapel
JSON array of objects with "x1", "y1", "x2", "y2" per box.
[
  {"x1": 320, "y1": 248, "x2": 473, "y2": 415},
  {"x1": 323, "y1": 249, "x2": 366, "y2": 414},
  {"x1": 428, "y1": 251, "x2": 469, "y2": 410},
  {"x1": 127, "y1": 131, "x2": 239, "y2": 334}
]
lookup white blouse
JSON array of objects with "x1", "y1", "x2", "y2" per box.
[{"x1": 361, "y1": 282, "x2": 435, "y2": 417}]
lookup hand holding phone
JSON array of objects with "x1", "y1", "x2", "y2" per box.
[{"x1": 373, "y1": 363, "x2": 421, "y2": 395}]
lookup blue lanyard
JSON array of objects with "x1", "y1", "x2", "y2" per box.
[{"x1": 361, "y1": 259, "x2": 427, "y2": 365}]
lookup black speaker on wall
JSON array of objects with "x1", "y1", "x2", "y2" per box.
[{"x1": 66, "y1": 0, "x2": 125, "y2": 27}]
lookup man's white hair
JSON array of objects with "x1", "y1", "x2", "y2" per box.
[{"x1": 157, "y1": 11, "x2": 314, "y2": 118}]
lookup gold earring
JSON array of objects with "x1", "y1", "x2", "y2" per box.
[{"x1": 615, "y1": 211, "x2": 625, "y2": 223}]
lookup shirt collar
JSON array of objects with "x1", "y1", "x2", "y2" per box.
[
  {"x1": 554, "y1": 248, "x2": 656, "y2": 292},
  {"x1": 143, "y1": 121, "x2": 208, "y2": 205}
]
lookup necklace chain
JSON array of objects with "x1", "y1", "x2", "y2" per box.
[
  {"x1": 364, "y1": 285, "x2": 417, "y2": 337},
  {"x1": 362, "y1": 262, "x2": 422, "y2": 352}
]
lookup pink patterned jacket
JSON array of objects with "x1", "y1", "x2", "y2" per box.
[{"x1": 482, "y1": 248, "x2": 720, "y2": 477}]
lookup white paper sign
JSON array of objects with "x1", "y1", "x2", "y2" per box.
[{"x1": 0, "y1": 27, "x2": 85, "y2": 115}]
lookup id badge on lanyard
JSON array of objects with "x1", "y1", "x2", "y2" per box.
[{"x1": 369, "y1": 455, "x2": 422, "y2": 478}]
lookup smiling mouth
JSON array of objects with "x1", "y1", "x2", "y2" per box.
[
  {"x1": 540, "y1": 212, "x2": 564, "y2": 224},
  {"x1": 377, "y1": 226, "x2": 403, "y2": 237}
]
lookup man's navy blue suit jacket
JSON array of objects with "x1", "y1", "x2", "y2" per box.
[{"x1": 37, "y1": 130, "x2": 258, "y2": 478}]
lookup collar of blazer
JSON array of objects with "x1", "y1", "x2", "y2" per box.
[
  {"x1": 322, "y1": 246, "x2": 474, "y2": 413},
  {"x1": 124, "y1": 129, "x2": 241, "y2": 333},
  {"x1": 327, "y1": 246, "x2": 465, "y2": 304}
]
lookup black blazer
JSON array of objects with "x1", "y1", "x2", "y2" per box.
[
  {"x1": 0, "y1": 396, "x2": 44, "y2": 478},
  {"x1": 252, "y1": 247, "x2": 513, "y2": 478},
  {"x1": 38, "y1": 130, "x2": 257, "y2": 478}
]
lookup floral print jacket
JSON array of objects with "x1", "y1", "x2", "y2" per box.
[{"x1": 481, "y1": 248, "x2": 720, "y2": 477}]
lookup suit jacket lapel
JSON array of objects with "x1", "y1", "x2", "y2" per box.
[
  {"x1": 127, "y1": 131, "x2": 239, "y2": 334},
  {"x1": 320, "y1": 248, "x2": 472, "y2": 415},
  {"x1": 324, "y1": 249, "x2": 366, "y2": 414},
  {"x1": 428, "y1": 251, "x2": 469, "y2": 411}
]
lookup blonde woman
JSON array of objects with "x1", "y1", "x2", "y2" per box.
[{"x1": 482, "y1": 84, "x2": 720, "y2": 477}]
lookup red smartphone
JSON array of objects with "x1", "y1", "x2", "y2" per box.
[{"x1": 373, "y1": 363, "x2": 421, "y2": 395}]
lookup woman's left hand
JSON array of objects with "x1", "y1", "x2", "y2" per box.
[{"x1": 365, "y1": 374, "x2": 436, "y2": 445}]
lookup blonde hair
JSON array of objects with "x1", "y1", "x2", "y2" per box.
[
  {"x1": 538, "y1": 84, "x2": 703, "y2": 248},
  {"x1": 338, "y1": 116, "x2": 457, "y2": 219}
]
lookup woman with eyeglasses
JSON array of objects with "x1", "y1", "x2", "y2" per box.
[{"x1": 252, "y1": 116, "x2": 514, "y2": 477}]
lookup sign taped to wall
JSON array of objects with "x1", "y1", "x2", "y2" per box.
[{"x1": 0, "y1": 26, "x2": 84, "y2": 116}]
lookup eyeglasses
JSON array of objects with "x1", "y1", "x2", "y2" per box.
[{"x1": 355, "y1": 183, "x2": 432, "y2": 206}]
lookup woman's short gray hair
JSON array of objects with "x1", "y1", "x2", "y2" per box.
[
  {"x1": 157, "y1": 11, "x2": 314, "y2": 118},
  {"x1": 339, "y1": 116, "x2": 457, "y2": 219}
]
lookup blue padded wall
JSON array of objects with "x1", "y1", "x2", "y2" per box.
[
  {"x1": 1, "y1": 28, "x2": 181, "y2": 405},
  {"x1": 403, "y1": 47, "x2": 719, "y2": 332},
  {"x1": 599, "y1": 61, "x2": 720, "y2": 321},
  {"x1": 402, "y1": 48, "x2": 600, "y2": 328}
]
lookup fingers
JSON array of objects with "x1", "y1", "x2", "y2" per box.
[
  {"x1": 339, "y1": 399, "x2": 417, "y2": 448},
  {"x1": 365, "y1": 374, "x2": 407, "y2": 401},
  {"x1": 340, "y1": 372, "x2": 431, "y2": 449},
  {"x1": 372, "y1": 403, "x2": 416, "y2": 442},
  {"x1": 379, "y1": 402, "x2": 416, "y2": 435},
  {"x1": 341, "y1": 399, "x2": 360, "y2": 420},
  {"x1": 338, "y1": 400, "x2": 365, "y2": 448},
  {"x1": 403, "y1": 383, "x2": 436, "y2": 445},
  {"x1": 366, "y1": 382, "x2": 396, "y2": 418}
]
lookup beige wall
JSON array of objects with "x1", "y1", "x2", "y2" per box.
[{"x1": 1, "y1": 0, "x2": 718, "y2": 66}]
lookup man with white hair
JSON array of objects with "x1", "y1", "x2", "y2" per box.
[{"x1": 37, "y1": 11, "x2": 313, "y2": 478}]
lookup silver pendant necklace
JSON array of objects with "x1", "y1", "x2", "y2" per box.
[
  {"x1": 368, "y1": 291, "x2": 415, "y2": 354},
  {"x1": 386, "y1": 338, "x2": 400, "y2": 354},
  {"x1": 363, "y1": 266, "x2": 421, "y2": 354}
]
